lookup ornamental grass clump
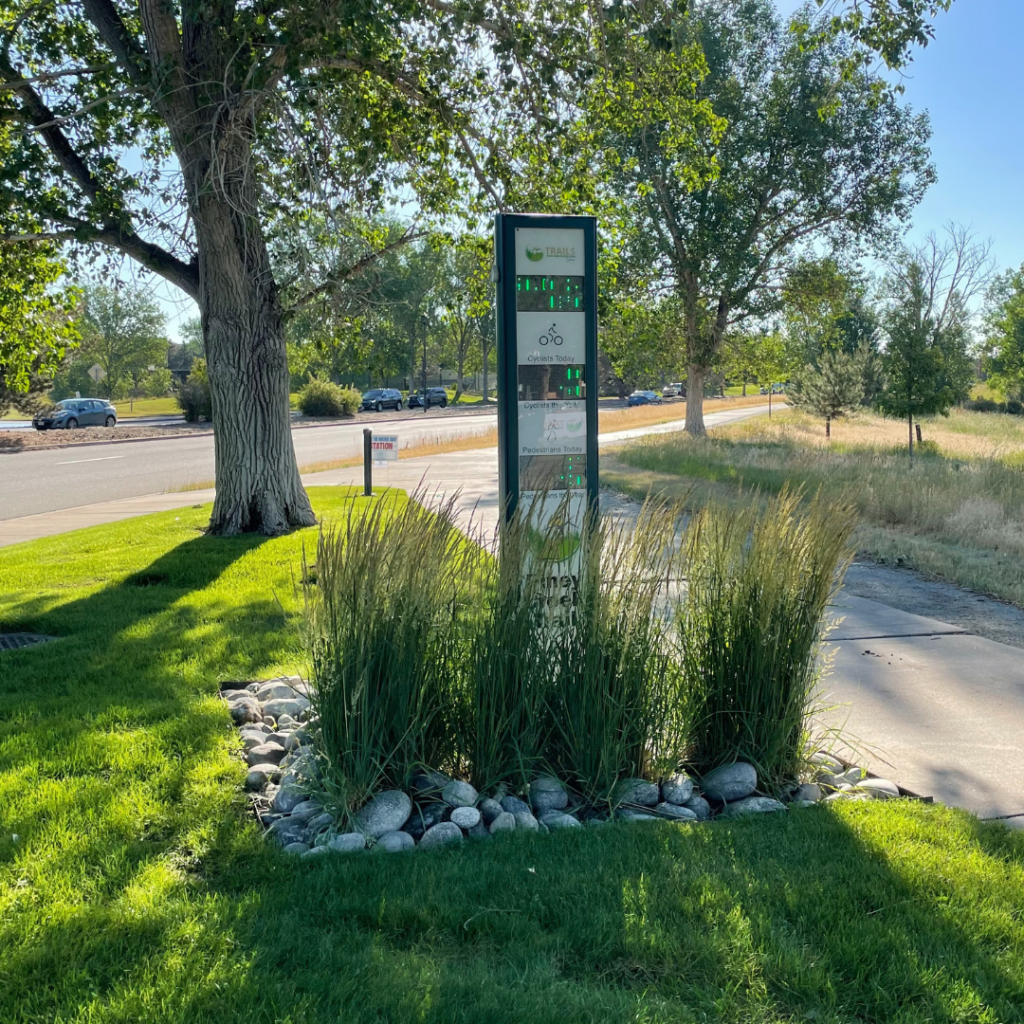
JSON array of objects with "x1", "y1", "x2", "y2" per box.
[
  {"x1": 547, "y1": 498, "x2": 685, "y2": 805},
  {"x1": 678, "y1": 488, "x2": 856, "y2": 789},
  {"x1": 304, "y1": 493, "x2": 469, "y2": 812}
]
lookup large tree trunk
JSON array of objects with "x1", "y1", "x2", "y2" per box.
[
  {"x1": 481, "y1": 340, "x2": 490, "y2": 403},
  {"x1": 685, "y1": 363, "x2": 707, "y2": 437},
  {"x1": 190, "y1": 151, "x2": 315, "y2": 535}
]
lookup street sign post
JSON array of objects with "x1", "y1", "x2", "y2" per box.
[
  {"x1": 494, "y1": 213, "x2": 599, "y2": 530},
  {"x1": 87, "y1": 363, "x2": 107, "y2": 383}
]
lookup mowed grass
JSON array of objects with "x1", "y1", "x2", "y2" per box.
[
  {"x1": 1, "y1": 490, "x2": 1023, "y2": 1023},
  {"x1": 605, "y1": 408, "x2": 1024, "y2": 607}
]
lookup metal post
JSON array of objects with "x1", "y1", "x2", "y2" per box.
[{"x1": 363, "y1": 428, "x2": 373, "y2": 496}]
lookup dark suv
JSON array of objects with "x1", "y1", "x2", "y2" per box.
[
  {"x1": 33, "y1": 398, "x2": 117, "y2": 430},
  {"x1": 407, "y1": 387, "x2": 448, "y2": 409},
  {"x1": 359, "y1": 388, "x2": 403, "y2": 412}
]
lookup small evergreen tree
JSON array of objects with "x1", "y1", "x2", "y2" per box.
[{"x1": 793, "y1": 349, "x2": 863, "y2": 438}]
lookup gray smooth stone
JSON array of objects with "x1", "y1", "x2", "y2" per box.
[
  {"x1": 450, "y1": 806, "x2": 481, "y2": 830},
  {"x1": 683, "y1": 794, "x2": 712, "y2": 821},
  {"x1": 244, "y1": 769, "x2": 268, "y2": 791},
  {"x1": 720, "y1": 796, "x2": 786, "y2": 818},
  {"x1": 230, "y1": 701, "x2": 262, "y2": 725},
  {"x1": 479, "y1": 798, "x2": 504, "y2": 825},
  {"x1": 612, "y1": 778, "x2": 660, "y2": 808},
  {"x1": 241, "y1": 732, "x2": 268, "y2": 751},
  {"x1": 289, "y1": 799, "x2": 324, "y2": 823},
  {"x1": 616, "y1": 808, "x2": 659, "y2": 822},
  {"x1": 538, "y1": 811, "x2": 581, "y2": 830},
  {"x1": 856, "y1": 777, "x2": 901, "y2": 800},
  {"x1": 303, "y1": 845, "x2": 330, "y2": 857},
  {"x1": 276, "y1": 714, "x2": 299, "y2": 729},
  {"x1": 514, "y1": 811, "x2": 540, "y2": 830},
  {"x1": 442, "y1": 780, "x2": 478, "y2": 808},
  {"x1": 661, "y1": 773, "x2": 695, "y2": 805},
  {"x1": 419, "y1": 821, "x2": 464, "y2": 848},
  {"x1": 789, "y1": 783, "x2": 822, "y2": 803},
  {"x1": 529, "y1": 776, "x2": 568, "y2": 813},
  {"x1": 256, "y1": 680, "x2": 299, "y2": 702},
  {"x1": 246, "y1": 743, "x2": 286, "y2": 766},
  {"x1": 268, "y1": 819, "x2": 309, "y2": 846},
  {"x1": 355, "y1": 790, "x2": 412, "y2": 839},
  {"x1": 306, "y1": 811, "x2": 334, "y2": 831},
  {"x1": 271, "y1": 784, "x2": 307, "y2": 815},
  {"x1": 467, "y1": 822, "x2": 491, "y2": 841},
  {"x1": 283, "y1": 842, "x2": 310, "y2": 855},
  {"x1": 808, "y1": 751, "x2": 844, "y2": 774},
  {"x1": 489, "y1": 811, "x2": 516, "y2": 834},
  {"x1": 402, "y1": 802, "x2": 448, "y2": 840},
  {"x1": 701, "y1": 763, "x2": 758, "y2": 802},
  {"x1": 409, "y1": 769, "x2": 451, "y2": 797},
  {"x1": 328, "y1": 832, "x2": 366, "y2": 853},
  {"x1": 500, "y1": 795, "x2": 531, "y2": 816},
  {"x1": 377, "y1": 830, "x2": 416, "y2": 852},
  {"x1": 261, "y1": 697, "x2": 311, "y2": 720},
  {"x1": 653, "y1": 802, "x2": 697, "y2": 821}
]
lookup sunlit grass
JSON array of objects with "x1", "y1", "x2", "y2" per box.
[{"x1": 1, "y1": 494, "x2": 1023, "y2": 1023}]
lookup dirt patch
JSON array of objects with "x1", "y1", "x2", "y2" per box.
[
  {"x1": 843, "y1": 560, "x2": 1024, "y2": 650},
  {"x1": 0, "y1": 424, "x2": 212, "y2": 452}
]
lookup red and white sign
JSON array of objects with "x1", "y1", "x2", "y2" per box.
[{"x1": 371, "y1": 434, "x2": 399, "y2": 461}]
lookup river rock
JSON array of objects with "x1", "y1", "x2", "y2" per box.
[
  {"x1": 283, "y1": 841, "x2": 310, "y2": 855},
  {"x1": 272, "y1": 784, "x2": 306, "y2": 814},
  {"x1": 450, "y1": 806, "x2": 481, "y2": 830},
  {"x1": 289, "y1": 800, "x2": 323, "y2": 824},
  {"x1": 612, "y1": 778, "x2": 660, "y2": 808},
  {"x1": 789, "y1": 783, "x2": 822, "y2": 803},
  {"x1": 500, "y1": 795, "x2": 531, "y2": 816},
  {"x1": 683, "y1": 794, "x2": 712, "y2": 821},
  {"x1": 306, "y1": 811, "x2": 334, "y2": 832},
  {"x1": 230, "y1": 701, "x2": 262, "y2": 725},
  {"x1": 479, "y1": 798, "x2": 504, "y2": 825},
  {"x1": 256, "y1": 680, "x2": 299, "y2": 702},
  {"x1": 261, "y1": 733, "x2": 289, "y2": 750},
  {"x1": 538, "y1": 811, "x2": 581, "y2": 830},
  {"x1": 402, "y1": 802, "x2": 448, "y2": 840},
  {"x1": 530, "y1": 776, "x2": 569, "y2": 813},
  {"x1": 246, "y1": 743, "x2": 286, "y2": 767},
  {"x1": 268, "y1": 818, "x2": 309, "y2": 845},
  {"x1": 616, "y1": 808, "x2": 659, "y2": 822},
  {"x1": 653, "y1": 802, "x2": 697, "y2": 821},
  {"x1": 701, "y1": 763, "x2": 757, "y2": 802},
  {"x1": 419, "y1": 821, "x2": 464, "y2": 848},
  {"x1": 442, "y1": 780, "x2": 478, "y2": 808},
  {"x1": 467, "y1": 822, "x2": 491, "y2": 841},
  {"x1": 489, "y1": 811, "x2": 516, "y2": 834},
  {"x1": 409, "y1": 769, "x2": 451, "y2": 797},
  {"x1": 720, "y1": 796, "x2": 786, "y2": 818},
  {"x1": 329, "y1": 832, "x2": 366, "y2": 853},
  {"x1": 809, "y1": 751, "x2": 844, "y2": 775},
  {"x1": 240, "y1": 732, "x2": 269, "y2": 751},
  {"x1": 244, "y1": 769, "x2": 270, "y2": 791},
  {"x1": 661, "y1": 773, "x2": 694, "y2": 805},
  {"x1": 856, "y1": 777, "x2": 901, "y2": 800},
  {"x1": 261, "y1": 697, "x2": 310, "y2": 720},
  {"x1": 377, "y1": 830, "x2": 416, "y2": 852},
  {"x1": 514, "y1": 811, "x2": 540, "y2": 830},
  {"x1": 356, "y1": 790, "x2": 412, "y2": 838}
]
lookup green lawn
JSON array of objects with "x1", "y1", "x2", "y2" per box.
[
  {"x1": 112, "y1": 397, "x2": 183, "y2": 418},
  {"x1": 2, "y1": 490, "x2": 1023, "y2": 1023}
]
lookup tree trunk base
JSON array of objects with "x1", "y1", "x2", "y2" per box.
[{"x1": 209, "y1": 482, "x2": 316, "y2": 536}]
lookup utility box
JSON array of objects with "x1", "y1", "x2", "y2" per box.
[{"x1": 494, "y1": 213, "x2": 599, "y2": 534}]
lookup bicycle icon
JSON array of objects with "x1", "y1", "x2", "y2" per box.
[{"x1": 539, "y1": 323, "x2": 563, "y2": 346}]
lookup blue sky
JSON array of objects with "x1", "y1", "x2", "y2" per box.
[{"x1": 155, "y1": 0, "x2": 1021, "y2": 340}]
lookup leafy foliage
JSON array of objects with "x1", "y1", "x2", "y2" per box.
[
  {"x1": 983, "y1": 264, "x2": 1024, "y2": 401},
  {"x1": 297, "y1": 378, "x2": 360, "y2": 418},
  {"x1": 792, "y1": 348, "x2": 865, "y2": 436},
  {"x1": 176, "y1": 359, "x2": 212, "y2": 423}
]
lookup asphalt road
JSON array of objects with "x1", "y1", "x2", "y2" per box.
[{"x1": 0, "y1": 407, "x2": 501, "y2": 520}]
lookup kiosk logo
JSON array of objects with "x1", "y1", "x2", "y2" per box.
[{"x1": 525, "y1": 246, "x2": 545, "y2": 262}]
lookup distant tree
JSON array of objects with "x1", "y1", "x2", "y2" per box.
[
  {"x1": 750, "y1": 332, "x2": 792, "y2": 417},
  {"x1": 723, "y1": 333, "x2": 761, "y2": 396},
  {"x1": 438, "y1": 240, "x2": 492, "y2": 403},
  {"x1": 168, "y1": 318, "x2": 205, "y2": 376},
  {"x1": 601, "y1": 300, "x2": 684, "y2": 395},
  {"x1": 792, "y1": 348, "x2": 863, "y2": 438},
  {"x1": 878, "y1": 225, "x2": 993, "y2": 455},
  {"x1": 600, "y1": 0, "x2": 932, "y2": 436},
  {"x1": 68, "y1": 283, "x2": 169, "y2": 400},
  {"x1": 982, "y1": 265, "x2": 1024, "y2": 401},
  {"x1": 0, "y1": 243, "x2": 79, "y2": 414}
]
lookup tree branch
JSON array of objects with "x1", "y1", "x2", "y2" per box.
[
  {"x1": 80, "y1": 0, "x2": 152, "y2": 89},
  {"x1": 0, "y1": 64, "x2": 116, "y2": 92}
]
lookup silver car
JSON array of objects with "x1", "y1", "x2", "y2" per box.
[{"x1": 33, "y1": 398, "x2": 118, "y2": 430}]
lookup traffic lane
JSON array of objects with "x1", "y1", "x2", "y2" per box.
[{"x1": 0, "y1": 413, "x2": 499, "y2": 520}]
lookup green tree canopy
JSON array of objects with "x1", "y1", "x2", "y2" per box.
[
  {"x1": 982, "y1": 265, "x2": 1024, "y2": 401},
  {"x1": 792, "y1": 347, "x2": 863, "y2": 437},
  {"x1": 595, "y1": 0, "x2": 933, "y2": 437}
]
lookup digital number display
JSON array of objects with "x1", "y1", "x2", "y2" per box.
[
  {"x1": 516, "y1": 275, "x2": 586, "y2": 312},
  {"x1": 518, "y1": 364, "x2": 586, "y2": 402},
  {"x1": 519, "y1": 454, "x2": 587, "y2": 491}
]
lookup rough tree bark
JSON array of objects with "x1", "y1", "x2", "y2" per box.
[{"x1": 685, "y1": 363, "x2": 707, "y2": 436}]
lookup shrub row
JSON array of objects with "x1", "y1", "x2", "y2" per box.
[
  {"x1": 964, "y1": 398, "x2": 1024, "y2": 416},
  {"x1": 304, "y1": 489, "x2": 856, "y2": 813},
  {"x1": 297, "y1": 378, "x2": 361, "y2": 417}
]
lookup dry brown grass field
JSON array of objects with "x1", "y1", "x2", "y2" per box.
[{"x1": 604, "y1": 407, "x2": 1024, "y2": 607}]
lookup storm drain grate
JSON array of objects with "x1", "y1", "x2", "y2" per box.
[{"x1": 0, "y1": 633, "x2": 58, "y2": 652}]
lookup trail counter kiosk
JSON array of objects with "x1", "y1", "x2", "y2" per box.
[{"x1": 494, "y1": 213, "x2": 599, "y2": 529}]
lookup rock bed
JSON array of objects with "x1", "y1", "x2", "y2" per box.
[{"x1": 221, "y1": 680, "x2": 906, "y2": 857}]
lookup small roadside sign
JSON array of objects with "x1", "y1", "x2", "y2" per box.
[
  {"x1": 371, "y1": 435, "x2": 399, "y2": 461},
  {"x1": 87, "y1": 363, "x2": 107, "y2": 382}
]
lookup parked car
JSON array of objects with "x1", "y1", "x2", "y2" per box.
[
  {"x1": 359, "y1": 388, "x2": 403, "y2": 412},
  {"x1": 407, "y1": 387, "x2": 449, "y2": 409},
  {"x1": 32, "y1": 398, "x2": 117, "y2": 430},
  {"x1": 627, "y1": 390, "x2": 663, "y2": 407},
  {"x1": 662, "y1": 382, "x2": 685, "y2": 398}
]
